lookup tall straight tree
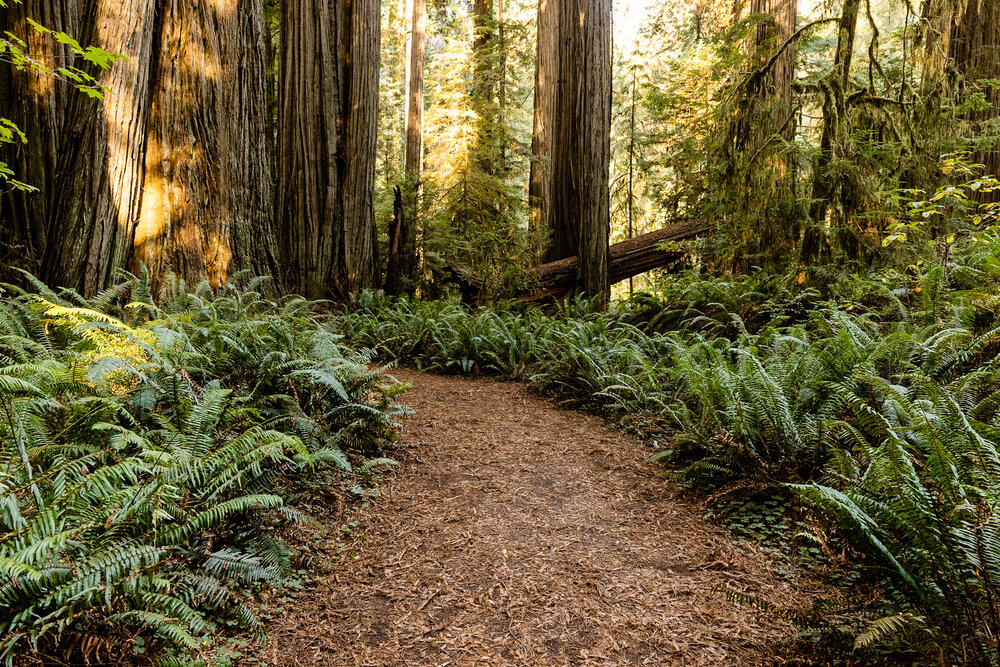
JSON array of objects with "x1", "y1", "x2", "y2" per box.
[
  {"x1": 133, "y1": 0, "x2": 276, "y2": 298},
  {"x1": 386, "y1": 0, "x2": 423, "y2": 293},
  {"x1": 341, "y1": 0, "x2": 381, "y2": 290},
  {"x1": 528, "y1": 0, "x2": 557, "y2": 249},
  {"x1": 401, "y1": 0, "x2": 425, "y2": 284},
  {"x1": 546, "y1": 0, "x2": 611, "y2": 302},
  {"x1": 404, "y1": 0, "x2": 425, "y2": 182},
  {"x1": 277, "y1": 0, "x2": 381, "y2": 299},
  {"x1": 801, "y1": 0, "x2": 860, "y2": 262}
]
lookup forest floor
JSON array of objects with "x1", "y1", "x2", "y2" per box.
[{"x1": 255, "y1": 370, "x2": 829, "y2": 666}]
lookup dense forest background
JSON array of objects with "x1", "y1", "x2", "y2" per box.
[{"x1": 2, "y1": 0, "x2": 996, "y2": 302}]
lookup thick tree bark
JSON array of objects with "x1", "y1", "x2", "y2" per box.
[
  {"x1": 528, "y1": 0, "x2": 557, "y2": 246},
  {"x1": 340, "y1": 0, "x2": 381, "y2": 293},
  {"x1": 0, "y1": 0, "x2": 81, "y2": 280},
  {"x1": 42, "y1": 0, "x2": 158, "y2": 296},
  {"x1": 133, "y1": 0, "x2": 276, "y2": 298},
  {"x1": 547, "y1": 0, "x2": 611, "y2": 303},
  {"x1": 276, "y1": 0, "x2": 342, "y2": 299},
  {"x1": 277, "y1": 0, "x2": 380, "y2": 299}
]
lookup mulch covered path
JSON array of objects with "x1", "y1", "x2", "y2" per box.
[{"x1": 259, "y1": 370, "x2": 823, "y2": 666}]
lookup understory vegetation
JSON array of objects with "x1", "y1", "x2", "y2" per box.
[
  {"x1": 333, "y1": 229, "x2": 1000, "y2": 663},
  {"x1": 0, "y1": 272, "x2": 404, "y2": 665}
]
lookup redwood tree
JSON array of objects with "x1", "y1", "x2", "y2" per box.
[
  {"x1": 278, "y1": 0, "x2": 381, "y2": 299},
  {"x1": 133, "y1": 0, "x2": 276, "y2": 298},
  {"x1": 545, "y1": 0, "x2": 611, "y2": 302},
  {"x1": 528, "y1": 0, "x2": 557, "y2": 247},
  {"x1": 42, "y1": 0, "x2": 158, "y2": 296},
  {"x1": 2, "y1": 0, "x2": 277, "y2": 297},
  {"x1": 0, "y1": 0, "x2": 81, "y2": 280}
]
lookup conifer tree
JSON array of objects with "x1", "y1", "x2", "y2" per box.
[{"x1": 545, "y1": 0, "x2": 611, "y2": 302}]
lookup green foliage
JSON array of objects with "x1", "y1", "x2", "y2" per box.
[{"x1": 0, "y1": 271, "x2": 402, "y2": 664}]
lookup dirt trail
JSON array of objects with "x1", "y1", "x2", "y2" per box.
[{"x1": 263, "y1": 370, "x2": 820, "y2": 666}]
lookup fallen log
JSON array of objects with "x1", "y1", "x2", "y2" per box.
[
  {"x1": 445, "y1": 219, "x2": 709, "y2": 302},
  {"x1": 523, "y1": 219, "x2": 709, "y2": 301}
]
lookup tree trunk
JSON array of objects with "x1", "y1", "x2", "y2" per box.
[
  {"x1": 547, "y1": 0, "x2": 611, "y2": 303},
  {"x1": 339, "y1": 0, "x2": 381, "y2": 293},
  {"x1": 277, "y1": 0, "x2": 381, "y2": 299},
  {"x1": 801, "y1": 0, "x2": 859, "y2": 263},
  {"x1": 0, "y1": 0, "x2": 81, "y2": 281},
  {"x1": 41, "y1": 0, "x2": 159, "y2": 296},
  {"x1": 133, "y1": 0, "x2": 276, "y2": 299},
  {"x1": 949, "y1": 0, "x2": 1000, "y2": 198},
  {"x1": 528, "y1": 0, "x2": 557, "y2": 250},
  {"x1": 404, "y1": 0, "x2": 425, "y2": 180},
  {"x1": 385, "y1": 184, "x2": 413, "y2": 294},
  {"x1": 759, "y1": 0, "x2": 795, "y2": 132},
  {"x1": 399, "y1": 0, "x2": 425, "y2": 290},
  {"x1": 276, "y1": 0, "x2": 342, "y2": 299}
]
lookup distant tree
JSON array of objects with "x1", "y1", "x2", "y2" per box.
[
  {"x1": 801, "y1": 0, "x2": 860, "y2": 263},
  {"x1": 948, "y1": 0, "x2": 1000, "y2": 199},
  {"x1": 386, "y1": 0, "x2": 425, "y2": 294},
  {"x1": 720, "y1": 0, "x2": 799, "y2": 264},
  {"x1": 528, "y1": 0, "x2": 557, "y2": 254}
]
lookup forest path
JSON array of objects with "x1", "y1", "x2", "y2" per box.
[{"x1": 261, "y1": 370, "x2": 820, "y2": 666}]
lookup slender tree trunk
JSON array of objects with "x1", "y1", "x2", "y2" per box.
[
  {"x1": 949, "y1": 0, "x2": 1000, "y2": 198},
  {"x1": 498, "y1": 0, "x2": 506, "y2": 173},
  {"x1": 41, "y1": 0, "x2": 158, "y2": 295},
  {"x1": 404, "y1": 0, "x2": 425, "y2": 179},
  {"x1": 339, "y1": 0, "x2": 381, "y2": 292},
  {"x1": 547, "y1": 0, "x2": 611, "y2": 303},
  {"x1": 276, "y1": 0, "x2": 342, "y2": 298},
  {"x1": 385, "y1": 185, "x2": 410, "y2": 293},
  {"x1": 133, "y1": 0, "x2": 276, "y2": 298},
  {"x1": 528, "y1": 0, "x2": 557, "y2": 251},
  {"x1": 627, "y1": 67, "x2": 636, "y2": 294},
  {"x1": 400, "y1": 0, "x2": 425, "y2": 288},
  {"x1": 472, "y1": 0, "x2": 498, "y2": 174},
  {"x1": 802, "y1": 0, "x2": 859, "y2": 263}
]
